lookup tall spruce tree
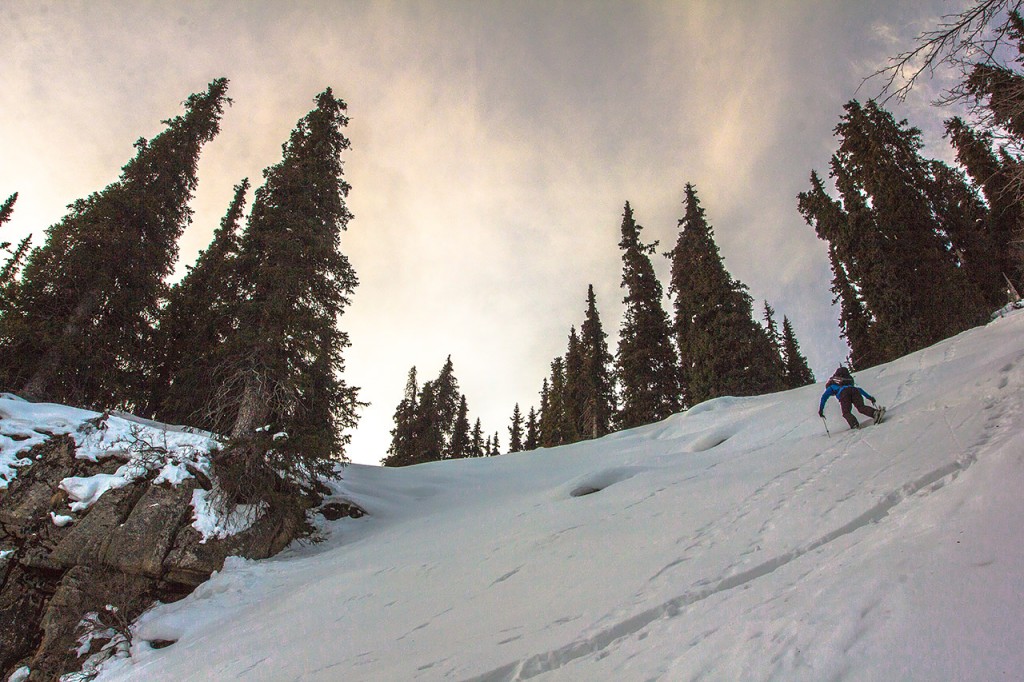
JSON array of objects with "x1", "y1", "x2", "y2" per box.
[
  {"x1": 382, "y1": 366, "x2": 420, "y2": 467},
  {"x1": 539, "y1": 357, "x2": 567, "y2": 446},
  {"x1": 667, "y1": 185, "x2": 784, "y2": 405},
  {"x1": 524, "y1": 406, "x2": 539, "y2": 451},
  {"x1": 615, "y1": 202, "x2": 680, "y2": 429},
  {"x1": 578, "y1": 285, "x2": 615, "y2": 439},
  {"x1": 0, "y1": 236, "x2": 31, "y2": 317},
  {"x1": 560, "y1": 327, "x2": 584, "y2": 443},
  {"x1": 219, "y1": 88, "x2": 360, "y2": 487},
  {"x1": 799, "y1": 100, "x2": 987, "y2": 366},
  {"x1": 508, "y1": 403, "x2": 524, "y2": 453},
  {"x1": 780, "y1": 316, "x2": 815, "y2": 388},
  {"x1": 946, "y1": 116, "x2": 1023, "y2": 294},
  {"x1": 1, "y1": 79, "x2": 230, "y2": 407},
  {"x1": 149, "y1": 178, "x2": 250, "y2": 429},
  {"x1": 449, "y1": 394, "x2": 472, "y2": 459},
  {"x1": 471, "y1": 419, "x2": 485, "y2": 458}
]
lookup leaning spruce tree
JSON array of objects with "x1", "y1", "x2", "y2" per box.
[
  {"x1": 800, "y1": 100, "x2": 988, "y2": 366},
  {"x1": 219, "y1": 88, "x2": 360, "y2": 492},
  {"x1": 615, "y1": 202, "x2": 680, "y2": 429},
  {"x1": 148, "y1": 178, "x2": 250, "y2": 429},
  {"x1": 1, "y1": 79, "x2": 230, "y2": 408}
]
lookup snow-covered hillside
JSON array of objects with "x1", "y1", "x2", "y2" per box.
[{"x1": 97, "y1": 310, "x2": 1024, "y2": 681}]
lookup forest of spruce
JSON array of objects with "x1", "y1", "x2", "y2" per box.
[{"x1": 3, "y1": 3, "x2": 1024, "y2": 506}]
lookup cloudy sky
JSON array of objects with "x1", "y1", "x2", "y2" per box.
[{"x1": 2, "y1": 1, "x2": 968, "y2": 464}]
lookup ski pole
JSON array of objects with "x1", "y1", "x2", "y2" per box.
[{"x1": 821, "y1": 415, "x2": 830, "y2": 438}]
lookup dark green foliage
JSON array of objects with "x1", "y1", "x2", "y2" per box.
[
  {"x1": 0, "y1": 193, "x2": 16, "y2": 232},
  {"x1": 508, "y1": 403, "x2": 524, "y2": 452},
  {"x1": 799, "y1": 100, "x2": 988, "y2": 367},
  {"x1": 449, "y1": 395, "x2": 472, "y2": 459},
  {"x1": 382, "y1": 366, "x2": 420, "y2": 467},
  {"x1": 148, "y1": 179, "x2": 250, "y2": 429},
  {"x1": 217, "y1": 88, "x2": 360, "y2": 485},
  {"x1": 539, "y1": 358, "x2": 566, "y2": 447},
  {"x1": 668, "y1": 185, "x2": 784, "y2": 406},
  {"x1": 0, "y1": 236, "x2": 32, "y2": 316},
  {"x1": 490, "y1": 432, "x2": 501, "y2": 457},
  {"x1": 1, "y1": 79, "x2": 230, "y2": 407},
  {"x1": 383, "y1": 357, "x2": 473, "y2": 466},
  {"x1": 780, "y1": 316, "x2": 815, "y2": 388},
  {"x1": 573, "y1": 285, "x2": 616, "y2": 440},
  {"x1": 561, "y1": 327, "x2": 584, "y2": 443},
  {"x1": 964, "y1": 11, "x2": 1024, "y2": 140},
  {"x1": 946, "y1": 116, "x2": 1023, "y2": 293},
  {"x1": 471, "y1": 418, "x2": 485, "y2": 458},
  {"x1": 615, "y1": 202, "x2": 680, "y2": 428},
  {"x1": 524, "y1": 407, "x2": 539, "y2": 451}
]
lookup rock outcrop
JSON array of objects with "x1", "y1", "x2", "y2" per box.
[{"x1": 0, "y1": 436, "x2": 312, "y2": 681}]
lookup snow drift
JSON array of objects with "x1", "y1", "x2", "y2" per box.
[{"x1": 93, "y1": 310, "x2": 1024, "y2": 681}]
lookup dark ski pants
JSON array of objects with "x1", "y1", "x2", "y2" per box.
[{"x1": 839, "y1": 388, "x2": 876, "y2": 429}]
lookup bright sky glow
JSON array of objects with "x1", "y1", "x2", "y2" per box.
[{"x1": 1, "y1": 1, "x2": 966, "y2": 464}]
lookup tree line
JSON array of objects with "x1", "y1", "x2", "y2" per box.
[
  {"x1": 385, "y1": 185, "x2": 816, "y2": 463},
  {"x1": 0, "y1": 79, "x2": 360, "y2": 503}
]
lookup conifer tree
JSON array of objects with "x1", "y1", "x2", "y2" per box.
[
  {"x1": 780, "y1": 316, "x2": 815, "y2": 388},
  {"x1": 560, "y1": 327, "x2": 584, "y2": 443},
  {"x1": 217, "y1": 88, "x2": 360, "y2": 487},
  {"x1": 761, "y1": 301, "x2": 787, "y2": 383},
  {"x1": 382, "y1": 366, "x2": 420, "y2": 467},
  {"x1": 1, "y1": 79, "x2": 230, "y2": 407},
  {"x1": 471, "y1": 419, "x2": 485, "y2": 458},
  {"x1": 0, "y1": 193, "x2": 17, "y2": 255},
  {"x1": 615, "y1": 202, "x2": 680, "y2": 429},
  {"x1": 449, "y1": 394, "x2": 472, "y2": 459},
  {"x1": 490, "y1": 432, "x2": 501, "y2": 457},
  {"x1": 799, "y1": 100, "x2": 987, "y2": 366},
  {"x1": 484, "y1": 434, "x2": 493, "y2": 457},
  {"x1": 578, "y1": 285, "x2": 615, "y2": 439},
  {"x1": 539, "y1": 357, "x2": 566, "y2": 446},
  {"x1": 946, "y1": 116, "x2": 1023, "y2": 294},
  {"x1": 524, "y1": 406, "x2": 539, "y2": 451},
  {"x1": 668, "y1": 185, "x2": 783, "y2": 405},
  {"x1": 148, "y1": 178, "x2": 250, "y2": 428},
  {"x1": 0, "y1": 236, "x2": 31, "y2": 317},
  {"x1": 508, "y1": 403, "x2": 524, "y2": 453}
]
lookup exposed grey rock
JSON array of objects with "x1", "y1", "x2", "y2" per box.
[
  {"x1": 0, "y1": 565, "x2": 49, "y2": 674},
  {"x1": 29, "y1": 565, "x2": 155, "y2": 681},
  {"x1": 102, "y1": 482, "x2": 196, "y2": 578},
  {"x1": 50, "y1": 484, "x2": 147, "y2": 569},
  {"x1": 0, "y1": 434, "x2": 316, "y2": 681},
  {"x1": 163, "y1": 499, "x2": 305, "y2": 587}
]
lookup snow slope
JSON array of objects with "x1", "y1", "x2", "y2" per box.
[{"x1": 97, "y1": 311, "x2": 1024, "y2": 681}]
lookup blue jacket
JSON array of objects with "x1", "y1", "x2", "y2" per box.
[{"x1": 819, "y1": 382, "x2": 874, "y2": 414}]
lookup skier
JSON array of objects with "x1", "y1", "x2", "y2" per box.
[{"x1": 818, "y1": 366, "x2": 883, "y2": 429}]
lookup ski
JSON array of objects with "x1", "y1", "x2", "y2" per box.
[{"x1": 873, "y1": 405, "x2": 886, "y2": 425}]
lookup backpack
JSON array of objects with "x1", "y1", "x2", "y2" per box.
[{"x1": 827, "y1": 366, "x2": 854, "y2": 388}]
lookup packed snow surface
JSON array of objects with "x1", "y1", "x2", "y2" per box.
[{"x1": 95, "y1": 311, "x2": 1024, "y2": 680}]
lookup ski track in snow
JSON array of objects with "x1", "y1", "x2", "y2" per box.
[
  {"x1": 92, "y1": 312, "x2": 1024, "y2": 682},
  {"x1": 466, "y1": 329, "x2": 1023, "y2": 681}
]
